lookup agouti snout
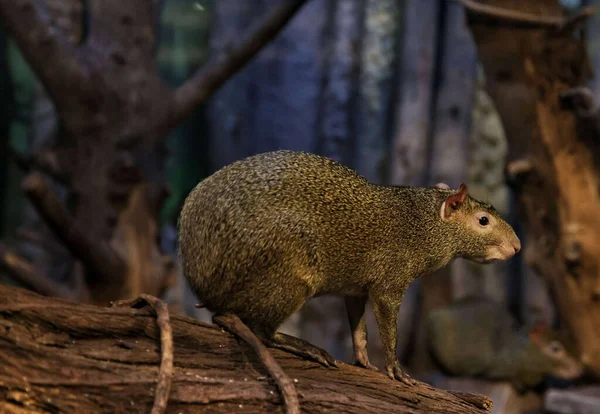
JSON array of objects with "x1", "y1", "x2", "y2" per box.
[{"x1": 178, "y1": 150, "x2": 521, "y2": 385}]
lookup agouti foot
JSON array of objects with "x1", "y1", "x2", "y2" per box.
[
  {"x1": 266, "y1": 332, "x2": 339, "y2": 368},
  {"x1": 355, "y1": 360, "x2": 379, "y2": 372},
  {"x1": 386, "y1": 363, "x2": 416, "y2": 386}
]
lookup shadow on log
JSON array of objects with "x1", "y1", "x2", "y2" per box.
[{"x1": 0, "y1": 284, "x2": 490, "y2": 413}]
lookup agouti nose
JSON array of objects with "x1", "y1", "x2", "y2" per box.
[{"x1": 512, "y1": 237, "x2": 521, "y2": 253}]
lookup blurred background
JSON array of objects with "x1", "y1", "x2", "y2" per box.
[{"x1": 1, "y1": 0, "x2": 599, "y2": 412}]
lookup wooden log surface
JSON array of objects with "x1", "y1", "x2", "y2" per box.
[{"x1": 0, "y1": 283, "x2": 491, "y2": 413}]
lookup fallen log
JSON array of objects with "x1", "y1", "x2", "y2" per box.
[{"x1": 0, "y1": 284, "x2": 490, "y2": 413}]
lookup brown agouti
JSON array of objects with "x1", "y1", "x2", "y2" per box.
[
  {"x1": 177, "y1": 150, "x2": 521, "y2": 384},
  {"x1": 426, "y1": 297, "x2": 583, "y2": 391}
]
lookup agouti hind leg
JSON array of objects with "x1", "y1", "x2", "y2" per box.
[
  {"x1": 345, "y1": 295, "x2": 379, "y2": 371},
  {"x1": 262, "y1": 332, "x2": 338, "y2": 368}
]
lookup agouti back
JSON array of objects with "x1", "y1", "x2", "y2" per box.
[
  {"x1": 177, "y1": 150, "x2": 521, "y2": 384},
  {"x1": 426, "y1": 297, "x2": 583, "y2": 391}
]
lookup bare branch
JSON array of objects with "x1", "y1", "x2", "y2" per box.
[
  {"x1": 21, "y1": 172, "x2": 125, "y2": 284},
  {"x1": 0, "y1": 243, "x2": 75, "y2": 299},
  {"x1": 16, "y1": 227, "x2": 67, "y2": 256},
  {"x1": 0, "y1": 0, "x2": 88, "y2": 105},
  {"x1": 169, "y1": 0, "x2": 308, "y2": 128},
  {"x1": 9, "y1": 146, "x2": 72, "y2": 184},
  {"x1": 111, "y1": 295, "x2": 174, "y2": 414},
  {"x1": 452, "y1": 0, "x2": 594, "y2": 27}
]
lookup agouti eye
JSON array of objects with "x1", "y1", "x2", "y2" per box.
[
  {"x1": 479, "y1": 216, "x2": 489, "y2": 226},
  {"x1": 549, "y1": 341, "x2": 564, "y2": 354}
]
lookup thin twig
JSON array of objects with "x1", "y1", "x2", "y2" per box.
[
  {"x1": 0, "y1": 243, "x2": 75, "y2": 300},
  {"x1": 213, "y1": 313, "x2": 300, "y2": 414},
  {"x1": 452, "y1": 0, "x2": 594, "y2": 28},
  {"x1": 111, "y1": 294, "x2": 174, "y2": 414},
  {"x1": 169, "y1": 0, "x2": 308, "y2": 128},
  {"x1": 21, "y1": 172, "x2": 124, "y2": 282}
]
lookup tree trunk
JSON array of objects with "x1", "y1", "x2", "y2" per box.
[
  {"x1": 466, "y1": 0, "x2": 600, "y2": 375},
  {"x1": 0, "y1": 283, "x2": 492, "y2": 414},
  {"x1": 0, "y1": 0, "x2": 309, "y2": 306}
]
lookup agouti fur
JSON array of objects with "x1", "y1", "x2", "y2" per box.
[
  {"x1": 426, "y1": 297, "x2": 583, "y2": 391},
  {"x1": 178, "y1": 150, "x2": 521, "y2": 384}
]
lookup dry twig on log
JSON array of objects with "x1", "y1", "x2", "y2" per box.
[
  {"x1": 111, "y1": 294, "x2": 174, "y2": 414},
  {"x1": 213, "y1": 313, "x2": 300, "y2": 414}
]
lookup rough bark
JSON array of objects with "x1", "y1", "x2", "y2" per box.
[
  {"x1": 0, "y1": 0, "x2": 308, "y2": 305},
  {"x1": 466, "y1": 0, "x2": 600, "y2": 375},
  {"x1": 0, "y1": 283, "x2": 492, "y2": 414}
]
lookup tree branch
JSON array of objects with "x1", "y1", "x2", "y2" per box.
[
  {"x1": 452, "y1": 0, "x2": 594, "y2": 27},
  {"x1": 9, "y1": 146, "x2": 72, "y2": 184},
  {"x1": 0, "y1": 0, "x2": 88, "y2": 106},
  {"x1": 21, "y1": 172, "x2": 125, "y2": 285},
  {"x1": 0, "y1": 243, "x2": 75, "y2": 300},
  {"x1": 169, "y1": 0, "x2": 308, "y2": 128}
]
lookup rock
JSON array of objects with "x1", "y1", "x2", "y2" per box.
[{"x1": 544, "y1": 386, "x2": 600, "y2": 414}]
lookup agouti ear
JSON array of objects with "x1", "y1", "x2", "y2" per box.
[
  {"x1": 528, "y1": 322, "x2": 547, "y2": 344},
  {"x1": 435, "y1": 182, "x2": 450, "y2": 190},
  {"x1": 440, "y1": 183, "x2": 468, "y2": 220}
]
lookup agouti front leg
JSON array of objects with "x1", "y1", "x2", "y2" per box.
[
  {"x1": 372, "y1": 295, "x2": 416, "y2": 385},
  {"x1": 344, "y1": 295, "x2": 378, "y2": 371}
]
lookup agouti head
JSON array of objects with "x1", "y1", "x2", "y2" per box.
[
  {"x1": 525, "y1": 322, "x2": 583, "y2": 381},
  {"x1": 437, "y1": 182, "x2": 521, "y2": 264}
]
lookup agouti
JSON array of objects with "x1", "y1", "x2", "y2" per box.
[
  {"x1": 177, "y1": 150, "x2": 521, "y2": 384},
  {"x1": 426, "y1": 297, "x2": 583, "y2": 391}
]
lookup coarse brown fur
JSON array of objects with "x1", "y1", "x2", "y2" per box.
[{"x1": 177, "y1": 150, "x2": 521, "y2": 383}]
